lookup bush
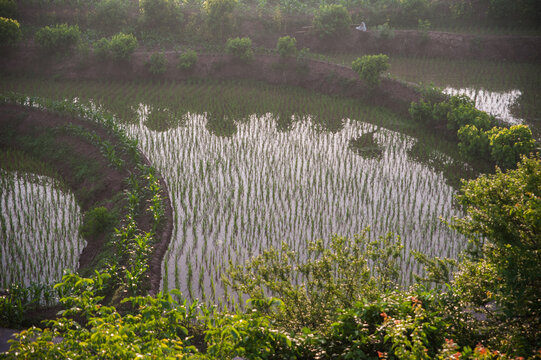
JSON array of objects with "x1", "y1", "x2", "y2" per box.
[
  {"x1": 109, "y1": 32, "x2": 138, "y2": 61},
  {"x1": 93, "y1": 37, "x2": 110, "y2": 59},
  {"x1": 177, "y1": 49, "x2": 197, "y2": 70},
  {"x1": 0, "y1": 0, "x2": 17, "y2": 20},
  {"x1": 139, "y1": 0, "x2": 183, "y2": 32},
  {"x1": 92, "y1": 0, "x2": 130, "y2": 35},
  {"x1": 225, "y1": 37, "x2": 253, "y2": 61},
  {"x1": 147, "y1": 52, "x2": 167, "y2": 74},
  {"x1": 313, "y1": 4, "x2": 351, "y2": 38},
  {"x1": 351, "y1": 54, "x2": 390, "y2": 87},
  {"x1": 488, "y1": 125, "x2": 536, "y2": 170},
  {"x1": 35, "y1": 24, "x2": 81, "y2": 53},
  {"x1": 276, "y1": 35, "x2": 296, "y2": 57},
  {"x1": 0, "y1": 16, "x2": 20, "y2": 46},
  {"x1": 81, "y1": 206, "x2": 116, "y2": 236},
  {"x1": 457, "y1": 124, "x2": 490, "y2": 161},
  {"x1": 374, "y1": 22, "x2": 395, "y2": 39}
]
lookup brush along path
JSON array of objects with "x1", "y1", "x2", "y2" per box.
[
  {"x1": 0, "y1": 103, "x2": 173, "y2": 296},
  {"x1": 1, "y1": 49, "x2": 420, "y2": 118}
]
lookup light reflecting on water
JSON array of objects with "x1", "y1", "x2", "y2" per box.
[
  {"x1": 0, "y1": 171, "x2": 85, "y2": 287},
  {"x1": 444, "y1": 87, "x2": 522, "y2": 125}
]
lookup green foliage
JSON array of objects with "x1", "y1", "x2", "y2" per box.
[
  {"x1": 0, "y1": 0, "x2": 17, "y2": 19},
  {"x1": 374, "y1": 22, "x2": 395, "y2": 39},
  {"x1": 225, "y1": 231, "x2": 403, "y2": 331},
  {"x1": 204, "y1": 0, "x2": 237, "y2": 40},
  {"x1": 81, "y1": 206, "x2": 116, "y2": 237},
  {"x1": 352, "y1": 54, "x2": 390, "y2": 87},
  {"x1": 225, "y1": 37, "x2": 253, "y2": 61},
  {"x1": 488, "y1": 124, "x2": 536, "y2": 170},
  {"x1": 457, "y1": 124, "x2": 490, "y2": 161},
  {"x1": 108, "y1": 32, "x2": 138, "y2": 61},
  {"x1": 93, "y1": 36, "x2": 110, "y2": 59},
  {"x1": 91, "y1": 0, "x2": 131, "y2": 35},
  {"x1": 446, "y1": 95, "x2": 493, "y2": 132},
  {"x1": 139, "y1": 0, "x2": 183, "y2": 33},
  {"x1": 177, "y1": 49, "x2": 198, "y2": 70},
  {"x1": 313, "y1": 4, "x2": 351, "y2": 38},
  {"x1": 148, "y1": 52, "x2": 167, "y2": 75},
  {"x1": 0, "y1": 16, "x2": 20, "y2": 46},
  {"x1": 276, "y1": 35, "x2": 296, "y2": 57},
  {"x1": 451, "y1": 156, "x2": 541, "y2": 353},
  {"x1": 35, "y1": 24, "x2": 81, "y2": 53}
]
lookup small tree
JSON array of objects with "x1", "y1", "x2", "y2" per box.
[
  {"x1": 488, "y1": 124, "x2": 536, "y2": 170},
  {"x1": 0, "y1": 16, "x2": 20, "y2": 46},
  {"x1": 148, "y1": 52, "x2": 167, "y2": 75},
  {"x1": 109, "y1": 32, "x2": 138, "y2": 61},
  {"x1": 225, "y1": 37, "x2": 253, "y2": 61},
  {"x1": 35, "y1": 24, "x2": 81, "y2": 53},
  {"x1": 177, "y1": 49, "x2": 197, "y2": 70},
  {"x1": 139, "y1": 0, "x2": 183, "y2": 32},
  {"x1": 351, "y1": 54, "x2": 390, "y2": 87},
  {"x1": 0, "y1": 0, "x2": 17, "y2": 20},
  {"x1": 313, "y1": 4, "x2": 351, "y2": 38},
  {"x1": 276, "y1": 35, "x2": 296, "y2": 57},
  {"x1": 204, "y1": 0, "x2": 237, "y2": 40}
]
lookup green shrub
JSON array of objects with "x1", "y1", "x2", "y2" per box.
[
  {"x1": 0, "y1": 16, "x2": 20, "y2": 46},
  {"x1": 313, "y1": 4, "x2": 351, "y2": 38},
  {"x1": 35, "y1": 24, "x2": 81, "y2": 53},
  {"x1": 109, "y1": 32, "x2": 138, "y2": 61},
  {"x1": 81, "y1": 206, "x2": 116, "y2": 236},
  {"x1": 139, "y1": 0, "x2": 183, "y2": 32},
  {"x1": 177, "y1": 49, "x2": 197, "y2": 70},
  {"x1": 488, "y1": 125, "x2": 536, "y2": 170},
  {"x1": 93, "y1": 37, "x2": 110, "y2": 59},
  {"x1": 204, "y1": 0, "x2": 237, "y2": 40},
  {"x1": 351, "y1": 54, "x2": 390, "y2": 87},
  {"x1": 446, "y1": 95, "x2": 495, "y2": 132},
  {"x1": 276, "y1": 35, "x2": 296, "y2": 57},
  {"x1": 147, "y1": 52, "x2": 167, "y2": 74},
  {"x1": 0, "y1": 0, "x2": 17, "y2": 20},
  {"x1": 457, "y1": 124, "x2": 490, "y2": 161},
  {"x1": 225, "y1": 37, "x2": 253, "y2": 61},
  {"x1": 374, "y1": 22, "x2": 395, "y2": 39},
  {"x1": 92, "y1": 0, "x2": 130, "y2": 34}
]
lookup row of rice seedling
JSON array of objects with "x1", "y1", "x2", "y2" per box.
[
  {"x1": 0, "y1": 77, "x2": 471, "y2": 305},
  {"x1": 0, "y1": 169, "x2": 84, "y2": 288},
  {"x1": 122, "y1": 110, "x2": 467, "y2": 304}
]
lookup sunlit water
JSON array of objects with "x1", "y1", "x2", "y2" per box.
[
  {"x1": 121, "y1": 107, "x2": 468, "y2": 305},
  {"x1": 444, "y1": 87, "x2": 522, "y2": 125},
  {"x1": 0, "y1": 171, "x2": 85, "y2": 287}
]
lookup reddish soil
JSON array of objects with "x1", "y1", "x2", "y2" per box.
[{"x1": 0, "y1": 104, "x2": 173, "y2": 296}]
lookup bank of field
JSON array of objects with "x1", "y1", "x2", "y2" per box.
[{"x1": 1, "y1": 77, "x2": 473, "y2": 303}]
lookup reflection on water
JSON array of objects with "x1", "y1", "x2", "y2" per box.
[
  {"x1": 444, "y1": 87, "x2": 522, "y2": 125},
  {"x1": 122, "y1": 109, "x2": 468, "y2": 305},
  {"x1": 0, "y1": 171, "x2": 85, "y2": 287}
]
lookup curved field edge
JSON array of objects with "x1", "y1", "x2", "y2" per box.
[{"x1": 0, "y1": 95, "x2": 173, "y2": 301}]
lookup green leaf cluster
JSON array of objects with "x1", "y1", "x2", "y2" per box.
[
  {"x1": 351, "y1": 54, "x2": 390, "y2": 87},
  {"x1": 35, "y1": 24, "x2": 81, "y2": 53},
  {"x1": 0, "y1": 16, "x2": 20, "y2": 46},
  {"x1": 313, "y1": 4, "x2": 351, "y2": 38},
  {"x1": 225, "y1": 37, "x2": 253, "y2": 61}
]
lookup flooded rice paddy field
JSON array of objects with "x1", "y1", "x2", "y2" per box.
[
  {"x1": 0, "y1": 169, "x2": 84, "y2": 287},
  {"x1": 0, "y1": 76, "x2": 507, "y2": 300}
]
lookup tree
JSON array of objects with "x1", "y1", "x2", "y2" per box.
[
  {"x1": 225, "y1": 37, "x2": 253, "y2": 61},
  {"x1": 91, "y1": 0, "x2": 131, "y2": 35},
  {"x1": 35, "y1": 24, "x2": 81, "y2": 53},
  {"x1": 488, "y1": 124, "x2": 536, "y2": 170},
  {"x1": 352, "y1": 54, "x2": 390, "y2": 87},
  {"x1": 451, "y1": 155, "x2": 541, "y2": 352},
  {"x1": 313, "y1": 4, "x2": 351, "y2": 38},
  {"x1": 0, "y1": 16, "x2": 20, "y2": 46},
  {"x1": 108, "y1": 32, "x2": 138, "y2": 61},
  {"x1": 276, "y1": 36, "x2": 296, "y2": 57},
  {"x1": 139, "y1": 0, "x2": 183, "y2": 33},
  {"x1": 204, "y1": 0, "x2": 237, "y2": 40}
]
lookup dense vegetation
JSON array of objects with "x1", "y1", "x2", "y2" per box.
[{"x1": 1, "y1": 0, "x2": 540, "y2": 358}]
